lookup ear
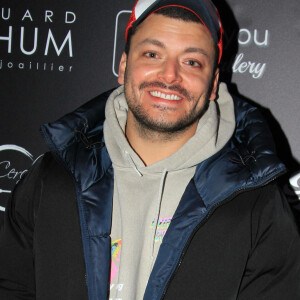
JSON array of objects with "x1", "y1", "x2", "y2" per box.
[
  {"x1": 118, "y1": 52, "x2": 127, "y2": 85},
  {"x1": 209, "y1": 68, "x2": 220, "y2": 101}
]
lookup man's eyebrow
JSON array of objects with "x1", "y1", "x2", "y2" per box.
[
  {"x1": 136, "y1": 40, "x2": 210, "y2": 58},
  {"x1": 138, "y1": 38, "x2": 166, "y2": 48},
  {"x1": 184, "y1": 47, "x2": 209, "y2": 58}
]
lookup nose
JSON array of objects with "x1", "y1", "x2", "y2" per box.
[{"x1": 158, "y1": 59, "x2": 182, "y2": 84}]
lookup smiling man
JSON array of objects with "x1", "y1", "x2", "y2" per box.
[
  {"x1": 119, "y1": 11, "x2": 219, "y2": 165},
  {"x1": 0, "y1": 0, "x2": 300, "y2": 300}
]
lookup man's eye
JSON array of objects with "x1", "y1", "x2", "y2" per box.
[
  {"x1": 185, "y1": 60, "x2": 201, "y2": 67},
  {"x1": 144, "y1": 52, "x2": 158, "y2": 58}
]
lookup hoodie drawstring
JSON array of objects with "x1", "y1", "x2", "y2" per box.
[
  {"x1": 149, "y1": 168, "x2": 168, "y2": 272},
  {"x1": 124, "y1": 150, "x2": 143, "y2": 177}
]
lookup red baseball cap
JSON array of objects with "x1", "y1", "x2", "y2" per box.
[{"x1": 125, "y1": 0, "x2": 223, "y2": 63}]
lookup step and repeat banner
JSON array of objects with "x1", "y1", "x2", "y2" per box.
[{"x1": 0, "y1": 0, "x2": 299, "y2": 224}]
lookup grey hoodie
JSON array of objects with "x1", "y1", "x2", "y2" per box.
[{"x1": 104, "y1": 83, "x2": 235, "y2": 300}]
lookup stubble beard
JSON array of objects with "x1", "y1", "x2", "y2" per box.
[{"x1": 124, "y1": 68, "x2": 214, "y2": 141}]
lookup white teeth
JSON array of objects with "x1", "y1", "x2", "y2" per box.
[{"x1": 149, "y1": 91, "x2": 182, "y2": 100}]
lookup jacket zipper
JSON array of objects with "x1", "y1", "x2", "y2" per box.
[{"x1": 159, "y1": 172, "x2": 285, "y2": 300}]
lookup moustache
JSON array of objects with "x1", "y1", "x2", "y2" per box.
[{"x1": 139, "y1": 81, "x2": 191, "y2": 101}]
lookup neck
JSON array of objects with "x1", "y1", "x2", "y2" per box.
[{"x1": 125, "y1": 113, "x2": 197, "y2": 166}]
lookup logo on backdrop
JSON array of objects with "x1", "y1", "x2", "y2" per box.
[
  {"x1": 283, "y1": 172, "x2": 300, "y2": 215},
  {"x1": 222, "y1": 28, "x2": 270, "y2": 80},
  {"x1": 112, "y1": 10, "x2": 131, "y2": 77},
  {"x1": 285, "y1": 172, "x2": 300, "y2": 202},
  {"x1": 233, "y1": 29, "x2": 269, "y2": 79},
  {"x1": 0, "y1": 144, "x2": 42, "y2": 212},
  {"x1": 0, "y1": 7, "x2": 76, "y2": 73}
]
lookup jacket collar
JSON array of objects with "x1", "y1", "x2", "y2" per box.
[
  {"x1": 42, "y1": 87, "x2": 286, "y2": 207},
  {"x1": 192, "y1": 94, "x2": 286, "y2": 209},
  {"x1": 41, "y1": 89, "x2": 114, "y2": 191}
]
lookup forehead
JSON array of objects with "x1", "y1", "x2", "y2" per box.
[{"x1": 131, "y1": 14, "x2": 215, "y2": 55}]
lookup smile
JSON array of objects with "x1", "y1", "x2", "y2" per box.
[{"x1": 149, "y1": 91, "x2": 182, "y2": 101}]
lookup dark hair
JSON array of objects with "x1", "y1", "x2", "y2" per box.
[{"x1": 124, "y1": 6, "x2": 219, "y2": 69}]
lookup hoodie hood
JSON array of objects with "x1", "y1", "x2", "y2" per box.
[{"x1": 104, "y1": 82, "x2": 235, "y2": 174}]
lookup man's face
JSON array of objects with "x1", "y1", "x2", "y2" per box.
[{"x1": 118, "y1": 13, "x2": 219, "y2": 134}]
